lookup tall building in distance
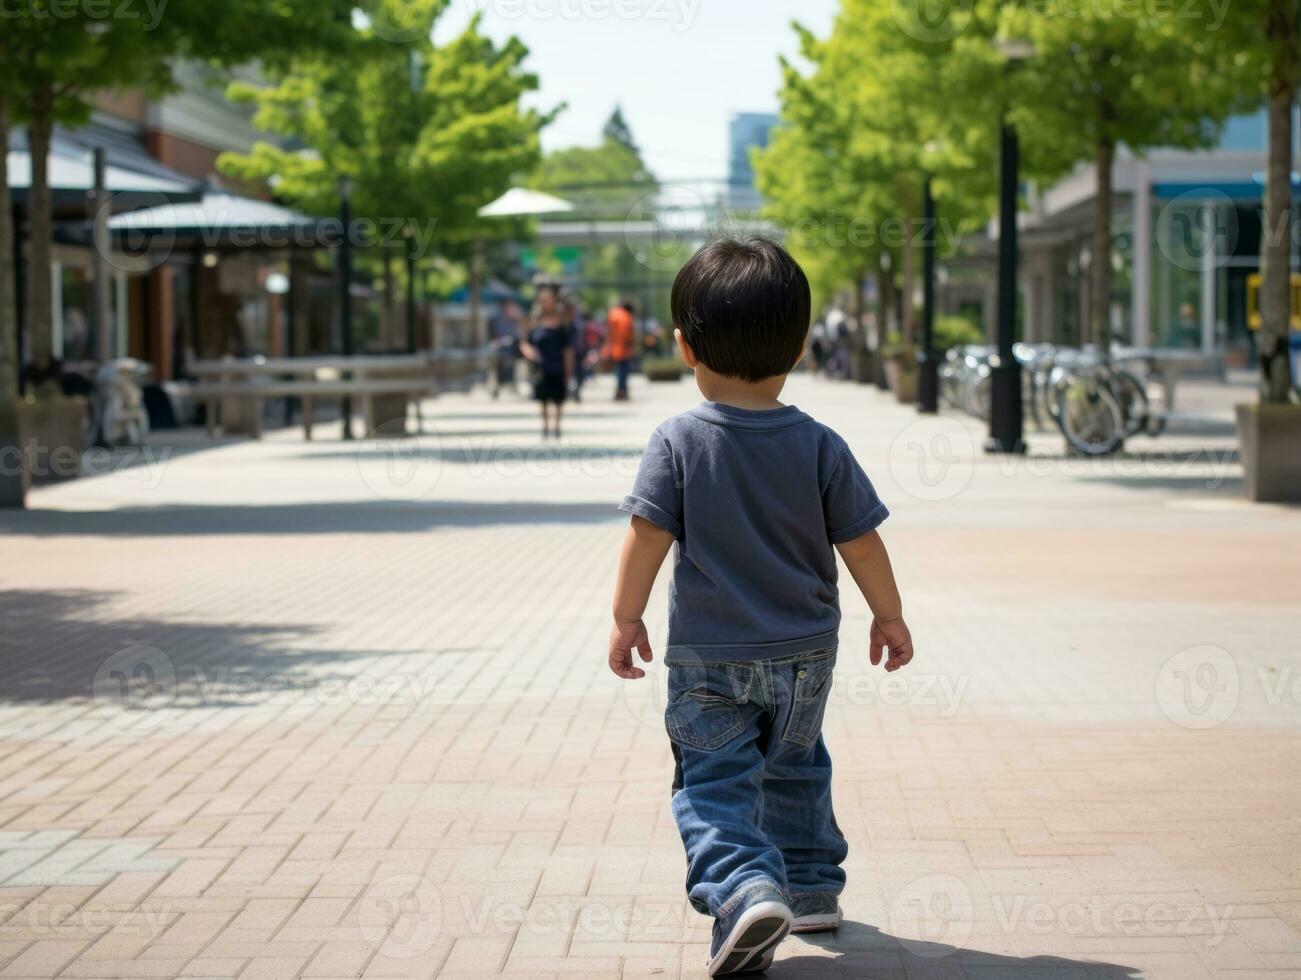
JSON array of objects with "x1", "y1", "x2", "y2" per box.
[{"x1": 727, "y1": 112, "x2": 777, "y2": 210}]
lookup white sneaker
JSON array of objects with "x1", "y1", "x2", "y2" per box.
[{"x1": 708, "y1": 898, "x2": 792, "y2": 976}]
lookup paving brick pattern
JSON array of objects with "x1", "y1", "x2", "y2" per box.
[{"x1": 0, "y1": 375, "x2": 1298, "y2": 979}]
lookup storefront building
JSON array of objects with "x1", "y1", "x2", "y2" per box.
[{"x1": 1012, "y1": 108, "x2": 1293, "y2": 367}]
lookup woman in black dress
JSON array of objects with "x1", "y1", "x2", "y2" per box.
[{"x1": 520, "y1": 285, "x2": 574, "y2": 439}]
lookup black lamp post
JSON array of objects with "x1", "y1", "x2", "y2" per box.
[
  {"x1": 405, "y1": 231, "x2": 417, "y2": 354},
  {"x1": 918, "y1": 172, "x2": 939, "y2": 414},
  {"x1": 338, "y1": 174, "x2": 354, "y2": 441},
  {"x1": 986, "y1": 40, "x2": 1031, "y2": 455}
]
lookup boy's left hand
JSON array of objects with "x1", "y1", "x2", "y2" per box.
[
  {"x1": 609, "y1": 619, "x2": 653, "y2": 679},
  {"x1": 870, "y1": 616, "x2": 914, "y2": 672}
]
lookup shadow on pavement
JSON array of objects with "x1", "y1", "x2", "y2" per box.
[
  {"x1": 305, "y1": 445, "x2": 644, "y2": 466},
  {"x1": 0, "y1": 499, "x2": 621, "y2": 537},
  {"x1": 779, "y1": 921, "x2": 1140, "y2": 978},
  {"x1": 0, "y1": 588, "x2": 474, "y2": 708},
  {"x1": 1074, "y1": 473, "x2": 1243, "y2": 494}
]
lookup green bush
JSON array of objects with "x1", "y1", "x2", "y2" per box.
[
  {"x1": 934, "y1": 314, "x2": 984, "y2": 352},
  {"x1": 642, "y1": 356, "x2": 687, "y2": 381}
]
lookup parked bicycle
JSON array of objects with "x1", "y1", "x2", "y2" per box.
[{"x1": 943, "y1": 342, "x2": 1166, "y2": 456}]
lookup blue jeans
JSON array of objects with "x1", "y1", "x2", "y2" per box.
[
  {"x1": 666, "y1": 647, "x2": 847, "y2": 917},
  {"x1": 614, "y1": 358, "x2": 631, "y2": 394}
]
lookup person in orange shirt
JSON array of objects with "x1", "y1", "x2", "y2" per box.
[{"x1": 605, "y1": 301, "x2": 636, "y2": 401}]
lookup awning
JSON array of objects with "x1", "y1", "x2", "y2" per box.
[
  {"x1": 108, "y1": 191, "x2": 329, "y2": 251},
  {"x1": 7, "y1": 128, "x2": 200, "y2": 213}
]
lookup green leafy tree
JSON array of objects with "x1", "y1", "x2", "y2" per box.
[
  {"x1": 601, "y1": 106, "x2": 641, "y2": 158},
  {"x1": 756, "y1": 8, "x2": 1001, "y2": 341},
  {"x1": 1002, "y1": 2, "x2": 1247, "y2": 346},
  {"x1": 1216, "y1": 0, "x2": 1299, "y2": 402},
  {"x1": 0, "y1": 36, "x2": 19, "y2": 411},
  {"x1": 220, "y1": 6, "x2": 552, "y2": 349}
]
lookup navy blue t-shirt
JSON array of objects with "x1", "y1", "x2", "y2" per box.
[{"x1": 619, "y1": 402, "x2": 888, "y2": 662}]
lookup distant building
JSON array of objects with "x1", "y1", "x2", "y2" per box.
[
  {"x1": 955, "y1": 106, "x2": 1298, "y2": 367},
  {"x1": 727, "y1": 112, "x2": 778, "y2": 210}
]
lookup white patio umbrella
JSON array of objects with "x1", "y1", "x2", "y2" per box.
[
  {"x1": 477, "y1": 187, "x2": 574, "y2": 218},
  {"x1": 467, "y1": 189, "x2": 575, "y2": 345}
]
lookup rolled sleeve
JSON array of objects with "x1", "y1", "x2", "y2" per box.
[
  {"x1": 823, "y1": 451, "x2": 889, "y2": 544},
  {"x1": 617, "y1": 430, "x2": 684, "y2": 538}
]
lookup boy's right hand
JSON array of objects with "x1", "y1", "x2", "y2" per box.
[
  {"x1": 609, "y1": 619, "x2": 653, "y2": 679},
  {"x1": 870, "y1": 616, "x2": 914, "y2": 672}
]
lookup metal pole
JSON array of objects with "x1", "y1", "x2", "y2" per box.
[
  {"x1": 918, "y1": 174, "x2": 939, "y2": 413},
  {"x1": 90, "y1": 148, "x2": 113, "y2": 363},
  {"x1": 405, "y1": 241, "x2": 416, "y2": 354},
  {"x1": 338, "y1": 177, "x2": 354, "y2": 440},
  {"x1": 985, "y1": 118, "x2": 1025, "y2": 454}
]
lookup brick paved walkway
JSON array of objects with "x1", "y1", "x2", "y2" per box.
[{"x1": 0, "y1": 374, "x2": 1298, "y2": 979}]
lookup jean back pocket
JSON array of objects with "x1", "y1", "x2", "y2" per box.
[{"x1": 665, "y1": 662, "x2": 752, "y2": 751}]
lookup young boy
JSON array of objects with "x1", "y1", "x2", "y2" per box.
[{"x1": 608, "y1": 237, "x2": 913, "y2": 977}]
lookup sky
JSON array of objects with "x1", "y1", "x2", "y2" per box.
[{"x1": 433, "y1": 0, "x2": 839, "y2": 184}]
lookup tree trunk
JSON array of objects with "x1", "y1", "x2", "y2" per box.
[
  {"x1": 901, "y1": 212, "x2": 916, "y2": 344},
  {"x1": 1259, "y1": 7, "x2": 1297, "y2": 403},
  {"x1": 26, "y1": 86, "x2": 55, "y2": 382},
  {"x1": 877, "y1": 255, "x2": 897, "y2": 340},
  {"x1": 0, "y1": 97, "x2": 17, "y2": 408},
  {"x1": 1090, "y1": 137, "x2": 1115, "y2": 348}
]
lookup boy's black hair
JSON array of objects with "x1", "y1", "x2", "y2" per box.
[{"x1": 670, "y1": 236, "x2": 811, "y2": 382}]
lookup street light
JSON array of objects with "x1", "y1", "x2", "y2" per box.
[
  {"x1": 338, "y1": 174, "x2": 354, "y2": 441},
  {"x1": 986, "y1": 37, "x2": 1033, "y2": 454}
]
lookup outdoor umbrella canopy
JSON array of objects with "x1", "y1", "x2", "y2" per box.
[
  {"x1": 477, "y1": 187, "x2": 574, "y2": 218},
  {"x1": 107, "y1": 191, "x2": 324, "y2": 249}
]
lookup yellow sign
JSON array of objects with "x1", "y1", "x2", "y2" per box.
[{"x1": 1246, "y1": 273, "x2": 1301, "y2": 331}]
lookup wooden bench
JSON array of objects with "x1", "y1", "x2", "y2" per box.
[{"x1": 187, "y1": 349, "x2": 491, "y2": 439}]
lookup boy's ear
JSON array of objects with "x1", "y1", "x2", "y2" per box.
[{"x1": 674, "y1": 328, "x2": 699, "y2": 367}]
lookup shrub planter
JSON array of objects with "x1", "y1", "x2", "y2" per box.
[
  {"x1": 884, "y1": 353, "x2": 919, "y2": 404},
  {"x1": 850, "y1": 348, "x2": 874, "y2": 384},
  {"x1": 17, "y1": 395, "x2": 88, "y2": 487},
  {"x1": 643, "y1": 357, "x2": 687, "y2": 383},
  {"x1": 1236, "y1": 402, "x2": 1301, "y2": 503}
]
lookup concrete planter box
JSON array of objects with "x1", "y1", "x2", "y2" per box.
[
  {"x1": 884, "y1": 355, "x2": 919, "y2": 404},
  {"x1": 1236, "y1": 402, "x2": 1301, "y2": 503},
  {"x1": 369, "y1": 394, "x2": 410, "y2": 436},
  {"x1": 0, "y1": 402, "x2": 27, "y2": 508},
  {"x1": 850, "y1": 349, "x2": 874, "y2": 384},
  {"x1": 0, "y1": 396, "x2": 88, "y2": 505}
]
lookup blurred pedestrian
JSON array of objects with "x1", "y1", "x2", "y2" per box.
[
  {"x1": 488, "y1": 299, "x2": 523, "y2": 399},
  {"x1": 606, "y1": 301, "x2": 636, "y2": 401},
  {"x1": 521, "y1": 284, "x2": 574, "y2": 439},
  {"x1": 809, "y1": 322, "x2": 828, "y2": 375}
]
